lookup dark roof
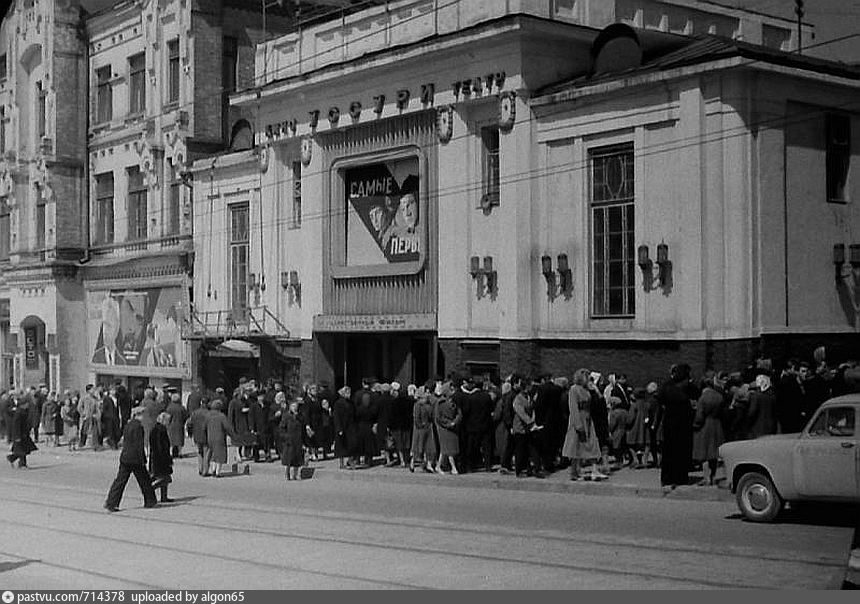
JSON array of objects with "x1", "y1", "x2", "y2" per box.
[{"x1": 539, "y1": 34, "x2": 860, "y2": 97}]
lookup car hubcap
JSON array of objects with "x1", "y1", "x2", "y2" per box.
[{"x1": 747, "y1": 484, "x2": 771, "y2": 512}]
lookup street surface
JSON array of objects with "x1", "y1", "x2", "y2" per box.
[{"x1": 0, "y1": 446, "x2": 855, "y2": 589}]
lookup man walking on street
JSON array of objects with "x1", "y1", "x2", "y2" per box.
[{"x1": 104, "y1": 405, "x2": 157, "y2": 512}]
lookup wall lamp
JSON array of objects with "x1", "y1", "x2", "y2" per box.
[
  {"x1": 834, "y1": 243, "x2": 860, "y2": 285},
  {"x1": 540, "y1": 253, "x2": 572, "y2": 300},
  {"x1": 469, "y1": 255, "x2": 497, "y2": 298},
  {"x1": 281, "y1": 270, "x2": 301, "y2": 306},
  {"x1": 637, "y1": 242, "x2": 671, "y2": 291}
]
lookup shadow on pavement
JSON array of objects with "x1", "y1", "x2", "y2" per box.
[
  {"x1": 724, "y1": 504, "x2": 860, "y2": 528},
  {"x1": 0, "y1": 559, "x2": 38, "y2": 574}
]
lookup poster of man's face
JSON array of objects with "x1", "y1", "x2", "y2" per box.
[{"x1": 345, "y1": 157, "x2": 421, "y2": 266}]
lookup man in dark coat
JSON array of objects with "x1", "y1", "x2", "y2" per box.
[
  {"x1": 104, "y1": 406, "x2": 157, "y2": 511},
  {"x1": 463, "y1": 380, "x2": 494, "y2": 472},
  {"x1": 776, "y1": 361, "x2": 804, "y2": 433},
  {"x1": 165, "y1": 394, "x2": 187, "y2": 458},
  {"x1": 186, "y1": 384, "x2": 203, "y2": 415},
  {"x1": 7, "y1": 396, "x2": 36, "y2": 468},
  {"x1": 100, "y1": 387, "x2": 120, "y2": 449},
  {"x1": 115, "y1": 382, "x2": 132, "y2": 436},
  {"x1": 534, "y1": 374, "x2": 563, "y2": 471},
  {"x1": 250, "y1": 390, "x2": 268, "y2": 462},
  {"x1": 187, "y1": 401, "x2": 211, "y2": 475},
  {"x1": 657, "y1": 364, "x2": 696, "y2": 488},
  {"x1": 0, "y1": 390, "x2": 11, "y2": 443}
]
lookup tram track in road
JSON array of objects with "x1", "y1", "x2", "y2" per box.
[
  {"x1": 0, "y1": 474, "x2": 846, "y2": 571},
  {"x1": 0, "y1": 487, "x2": 839, "y2": 590}
]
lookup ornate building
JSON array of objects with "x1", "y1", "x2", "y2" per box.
[{"x1": 192, "y1": 0, "x2": 816, "y2": 392}]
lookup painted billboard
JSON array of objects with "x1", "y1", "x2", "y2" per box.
[
  {"x1": 345, "y1": 157, "x2": 421, "y2": 267},
  {"x1": 88, "y1": 287, "x2": 183, "y2": 369}
]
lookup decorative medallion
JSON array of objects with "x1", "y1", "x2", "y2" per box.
[
  {"x1": 259, "y1": 144, "x2": 271, "y2": 172},
  {"x1": 436, "y1": 105, "x2": 454, "y2": 144},
  {"x1": 499, "y1": 91, "x2": 516, "y2": 132},
  {"x1": 133, "y1": 135, "x2": 158, "y2": 187},
  {"x1": 349, "y1": 101, "x2": 362, "y2": 120},
  {"x1": 300, "y1": 136, "x2": 313, "y2": 167},
  {"x1": 328, "y1": 106, "x2": 340, "y2": 127}
]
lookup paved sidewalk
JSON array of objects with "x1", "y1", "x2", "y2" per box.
[{"x1": 22, "y1": 439, "x2": 734, "y2": 503}]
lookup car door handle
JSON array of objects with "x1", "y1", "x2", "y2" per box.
[{"x1": 841, "y1": 442, "x2": 855, "y2": 448}]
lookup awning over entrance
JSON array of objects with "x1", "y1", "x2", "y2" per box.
[
  {"x1": 209, "y1": 339, "x2": 261, "y2": 358},
  {"x1": 313, "y1": 313, "x2": 436, "y2": 333}
]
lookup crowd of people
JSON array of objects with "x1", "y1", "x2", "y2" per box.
[{"x1": 2, "y1": 347, "x2": 859, "y2": 501}]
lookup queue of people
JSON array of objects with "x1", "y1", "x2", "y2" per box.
[{"x1": 4, "y1": 346, "x2": 858, "y2": 501}]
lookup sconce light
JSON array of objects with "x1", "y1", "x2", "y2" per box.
[
  {"x1": 637, "y1": 245, "x2": 652, "y2": 271},
  {"x1": 541, "y1": 254, "x2": 553, "y2": 278},
  {"x1": 483, "y1": 256, "x2": 496, "y2": 293},
  {"x1": 834, "y1": 244, "x2": 846, "y2": 284},
  {"x1": 468, "y1": 255, "x2": 496, "y2": 298},
  {"x1": 282, "y1": 270, "x2": 301, "y2": 306},
  {"x1": 557, "y1": 253, "x2": 572, "y2": 293},
  {"x1": 850, "y1": 244, "x2": 860, "y2": 268},
  {"x1": 248, "y1": 273, "x2": 257, "y2": 290},
  {"x1": 638, "y1": 242, "x2": 671, "y2": 291}
]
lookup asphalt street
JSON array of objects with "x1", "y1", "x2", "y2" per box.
[{"x1": 0, "y1": 445, "x2": 855, "y2": 589}]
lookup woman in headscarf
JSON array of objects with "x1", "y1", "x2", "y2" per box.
[
  {"x1": 280, "y1": 399, "x2": 304, "y2": 480},
  {"x1": 746, "y1": 374, "x2": 777, "y2": 439},
  {"x1": 61, "y1": 391, "x2": 80, "y2": 451},
  {"x1": 150, "y1": 412, "x2": 174, "y2": 502},
  {"x1": 562, "y1": 369, "x2": 603, "y2": 481},
  {"x1": 434, "y1": 381, "x2": 461, "y2": 475},
  {"x1": 205, "y1": 400, "x2": 235, "y2": 478},
  {"x1": 353, "y1": 390, "x2": 378, "y2": 468}
]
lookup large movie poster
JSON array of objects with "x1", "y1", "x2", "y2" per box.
[
  {"x1": 88, "y1": 287, "x2": 183, "y2": 369},
  {"x1": 345, "y1": 157, "x2": 421, "y2": 266}
]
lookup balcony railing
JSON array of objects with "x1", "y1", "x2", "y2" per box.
[{"x1": 182, "y1": 304, "x2": 291, "y2": 341}]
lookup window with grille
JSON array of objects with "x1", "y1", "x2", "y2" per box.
[
  {"x1": 129, "y1": 53, "x2": 146, "y2": 115},
  {"x1": 96, "y1": 66, "x2": 112, "y2": 124},
  {"x1": 291, "y1": 160, "x2": 302, "y2": 228},
  {"x1": 95, "y1": 172, "x2": 114, "y2": 245},
  {"x1": 230, "y1": 203, "x2": 249, "y2": 319},
  {"x1": 0, "y1": 197, "x2": 9, "y2": 260},
  {"x1": 165, "y1": 182, "x2": 181, "y2": 236},
  {"x1": 481, "y1": 125, "x2": 500, "y2": 206},
  {"x1": 590, "y1": 145, "x2": 635, "y2": 318},
  {"x1": 127, "y1": 167, "x2": 147, "y2": 240},
  {"x1": 827, "y1": 113, "x2": 851, "y2": 203},
  {"x1": 167, "y1": 39, "x2": 180, "y2": 105}
]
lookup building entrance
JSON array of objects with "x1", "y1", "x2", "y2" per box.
[{"x1": 326, "y1": 333, "x2": 435, "y2": 390}]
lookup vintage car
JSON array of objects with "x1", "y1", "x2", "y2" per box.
[{"x1": 719, "y1": 394, "x2": 860, "y2": 522}]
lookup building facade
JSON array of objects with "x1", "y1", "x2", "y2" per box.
[
  {"x1": 0, "y1": 0, "x2": 88, "y2": 393},
  {"x1": 193, "y1": 0, "x2": 821, "y2": 392},
  {"x1": 0, "y1": 0, "x2": 296, "y2": 394}
]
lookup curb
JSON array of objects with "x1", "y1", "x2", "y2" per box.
[{"x1": 311, "y1": 467, "x2": 734, "y2": 502}]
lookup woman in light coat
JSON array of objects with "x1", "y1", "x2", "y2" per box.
[
  {"x1": 205, "y1": 400, "x2": 235, "y2": 477},
  {"x1": 562, "y1": 368, "x2": 603, "y2": 481}
]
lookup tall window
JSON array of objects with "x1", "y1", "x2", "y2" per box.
[
  {"x1": 222, "y1": 37, "x2": 238, "y2": 142},
  {"x1": 96, "y1": 66, "x2": 112, "y2": 124},
  {"x1": 127, "y1": 166, "x2": 147, "y2": 240},
  {"x1": 95, "y1": 172, "x2": 114, "y2": 244},
  {"x1": 0, "y1": 54, "x2": 6, "y2": 81},
  {"x1": 129, "y1": 53, "x2": 146, "y2": 114},
  {"x1": 0, "y1": 106, "x2": 5, "y2": 154},
  {"x1": 36, "y1": 194, "x2": 45, "y2": 249},
  {"x1": 827, "y1": 113, "x2": 851, "y2": 203},
  {"x1": 291, "y1": 161, "x2": 302, "y2": 228},
  {"x1": 0, "y1": 197, "x2": 9, "y2": 260},
  {"x1": 230, "y1": 203, "x2": 249, "y2": 319},
  {"x1": 481, "y1": 125, "x2": 500, "y2": 206},
  {"x1": 165, "y1": 182, "x2": 181, "y2": 236},
  {"x1": 591, "y1": 145, "x2": 635, "y2": 317},
  {"x1": 167, "y1": 39, "x2": 180, "y2": 105},
  {"x1": 37, "y1": 82, "x2": 46, "y2": 139}
]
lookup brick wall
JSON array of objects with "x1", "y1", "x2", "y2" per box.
[{"x1": 192, "y1": 10, "x2": 224, "y2": 143}]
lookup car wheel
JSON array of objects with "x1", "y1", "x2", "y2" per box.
[{"x1": 736, "y1": 471, "x2": 784, "y2": 522}]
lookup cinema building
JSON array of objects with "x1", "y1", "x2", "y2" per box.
[{"x1": 190, "y1": 0, "x2": 841, "y2": 390}]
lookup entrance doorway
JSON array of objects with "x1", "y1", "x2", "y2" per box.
[{"x1": 326, "y1": 333, "x2": 435, "y2": 390}]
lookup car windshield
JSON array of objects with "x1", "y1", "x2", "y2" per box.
[{"x1": 808, "y1": 406, "x2": 855, "y2": 437}]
